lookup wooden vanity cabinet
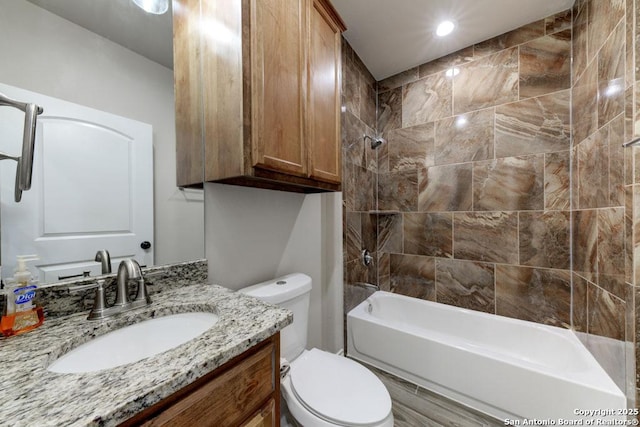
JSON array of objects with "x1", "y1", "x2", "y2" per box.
[
  {"x1": 173, "y1": 0, "x2": 345, "y2": 193},
  {"x1": 120, "y1": 333, "x2": 280, "y2": 427}
]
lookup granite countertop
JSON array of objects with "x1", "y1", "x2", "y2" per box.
[{"x1": 0, "y1": 283, "x2": 292, "y2": 427}]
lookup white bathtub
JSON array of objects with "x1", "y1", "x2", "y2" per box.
[{"x1": 347, "y1": 291, "x2": 626, "y2": 422}]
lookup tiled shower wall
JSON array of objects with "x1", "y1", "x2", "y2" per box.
[
  {"x1": 571, "y1": 0, "x2": 637, "y2": 403},
  {"x1": 343, "y1": 1, "x2": 639, "y2": 404}
]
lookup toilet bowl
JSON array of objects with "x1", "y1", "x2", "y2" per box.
[
  {"x1": 282, "y1": 349, "x2": 393, "y2": 426},
  {"x1": 239, "y1": 274, "x2": 393, "y2": 427}
]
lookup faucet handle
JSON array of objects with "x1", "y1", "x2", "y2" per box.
[{"x1": 87, "y1": 280, "x2": 108, "y2": 320}]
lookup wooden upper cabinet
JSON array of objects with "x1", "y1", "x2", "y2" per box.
[
  {"x1": 250, "y1": 0, "x2": 307, "y2": 178},
  {"x1": 308, "y1": 0, "x2": 343, "y2": 184},
  {"x1": 173, "y1": 0, "x2": 346, "y2": 192}
]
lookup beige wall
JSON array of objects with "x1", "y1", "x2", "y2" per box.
[
  {"x1": 204, "y1": 183, "x2": 343, "y2": 353},
  {"x1": 0, "y1": 0, "x2": 204, "y2": 266}
]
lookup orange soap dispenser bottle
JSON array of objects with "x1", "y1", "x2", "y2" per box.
[{"x1": 0, "y1": 255, "x2": 44, "y2": 337}]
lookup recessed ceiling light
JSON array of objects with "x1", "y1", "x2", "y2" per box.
[
  {"x1": 436, "y1": 20, "x2": 455, "y2": 37},
  {"x1": 132, "y1": 0, "x2": 168, "y2": 15}
]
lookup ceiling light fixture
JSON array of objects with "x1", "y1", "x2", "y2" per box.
[
  {"x1": 132, "y1": 0, "x2": 169, "y2": 15},
  {"x1": 436, "y1": 20, "x2": 455, "y2": 37}
]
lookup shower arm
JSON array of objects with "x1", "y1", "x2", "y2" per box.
[
  {"x1": 363, "y1": 134, "x2": 386, "y2": 150},
  {"x1": 0, "y1": 92, "x2": 44, "y2": 202}
]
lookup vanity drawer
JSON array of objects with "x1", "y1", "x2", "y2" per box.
[{"x1": 125, "y1": 334, "x2": 279, "y2": 427}]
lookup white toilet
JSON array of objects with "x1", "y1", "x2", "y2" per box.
[{"x1": 240, "y1": 273, "x2": 394, "y2": 427}]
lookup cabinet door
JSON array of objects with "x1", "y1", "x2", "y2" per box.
[
  {"x1": 138, "y1": 344, "x2": 275, "y2": 427},
  {"x1": 307, "y1": 0, "x2": 342, "y2": 184},
  {"x1": 250, "y1": 0, "x2": 307, "y2": 178},
  {"x1": 173, "y1": 0, "x2": 204, "y2": 187},
  {"x1": 241, "y1": 399, "x2": 276, "y2": 427}
]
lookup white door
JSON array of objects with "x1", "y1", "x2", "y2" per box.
[{"x1": 0, "y1": 83, "x2": 153, "y2": 283}]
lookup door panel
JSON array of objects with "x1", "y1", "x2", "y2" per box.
[
  {"x1": 250, "y1": 0, "x2": 307, "y2": 177},
  {"x1": 308, "y1": 0, "x2": 342, "y2": 184},
  {"x1": 0, "y1": 84, "x2": 153, "y2": 283}
]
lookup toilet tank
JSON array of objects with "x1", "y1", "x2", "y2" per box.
[{"x1": 239, "y1": 273, "x2": 312, "y2": 361}]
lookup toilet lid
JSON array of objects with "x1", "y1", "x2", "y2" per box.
[{"x1": 289, "y1": 349, "x2": 391, "y2": 426}]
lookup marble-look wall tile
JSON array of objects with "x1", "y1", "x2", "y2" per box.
[
  {"x1": 345, "y1": 259, "x2": 376, "y2": 290},
  {"x1": 390, "y1": 254, "x2": 435, "y2": 300},
  {"x1": 373, "y1": 132, "x2": 388, "y2": 173},
  {"x1": 572, "y1": 60, "x2": 598, "y2": 146},
  {"x1": 573, "y1": 209, "x2": 598, "y2": 274},
  {"x1": 418, "y1": 164, "x2": 473, "y2": 212},
  {"x1": 597, "y1": 21, "x2": 625, "y2": 128},
  {"x1": 573, "y1": 273, "x2": 589, "y2": 332},
  {"x1": 378, "y1": 170, "x2": 418, "y2": 212},
  {"x1": 360, "y1": 80, "x2": 377, "y2": 130},
  {"x1": 597, "y1": 274, "x2": 627, "y2": 301},
  {"x1": 588, "y1": 284, "x2": 626, "y2": 340},
  {"x1": 571, "y1": 144, "x2": 580, "y2": 210},
  {"x1": 519, "y1": 211, "x2": 570, "y2": 269},
  {"x1": 435, "y1": 259, "x2": 495, "y2": 313},
  {"x1": 495, "y1": 265, "x2": 571, "y2": 328},
  {"x1": 625, "y1": 187, "x2": 633, "y2": 283},
  {"x1": 473, "y1": 20, "x2": 545, "y2": 57},
  {"x1": 402, "y1": 72, "x2": 452, "y2": 127},
  {"x1": 342, "y1": 111, "x2": 366, "y2": 167},
  {"x1": 608, "y1": 114, "x2": 625, "y2": 206},
  {"x1": 587, "y1": 0, "x2": 625, "y2": 61},
  {"x1": 574, "y1": 115, "x2": 625, "y2": 208},
  {"x1": 377, "y1": 213, "x2": 403, "y2": 253},
  {"x1": 624, "y1": 88, "x2": 634, "y2": 185},
  {"x1": 634, "y1": 185, "x2": 640, "y2": 286},
  {"x1": 453, "y1": 48, "x2": 519, "y2": 115},
  {"x1": 377, "y1": 252, "x2": 390, "y2": 291},
  {"x1": 598, "y1": 208, "x2": 625, "y2": 276},
  {"x1": 344, "y1": 281, "x2": 373, "y2": 314},
  {"x1": 342, "y1": 162, "x2": 356, "y2": 211},
  {"x1": 378, "y1": 67, "x2": 419, "y2": 93},
  {"x1": 473, "y1": 155, "x2": 544, "y2": 211},
  {"x1": 625, "y1": 0, "x2": 634, "y2": 89},
  {"x1": 352, "y1": 164, "x2": 374, "y2": 212},
  {"x1": 362, "y1": 212, "x2": 377, "y2": 253},
  {"x1": 434, "y1": 108, "x2": 494, "y2": 165},
  {"x1": 453, "y1": 212, "x2": 518, "y2": 263},
  {"x1": 545, "y1": 9, "x2": 572, "y2": 35},
  {"x1": 345, "y1": 212, "x2": 362, "y2": 263},
  {"x1": 418, "y1": 46, "x2": 474, "y2": 78},
  {"x1": 403, "y1": 212, "x2": 453, "y2": 258},
  {"x1": 495, "y1": 90, "x2": 571, "y2": 158},
  {"x1": 576, "y1": 130, "x2": 608, "y2": 209},
  {"x1": 387, "y1": 123, "x2": 435, "y2": 172},
  {"x1": 572, "y1": 0, "x2": 588, "y2": 83},
  {"x1": 342, "y1": 56, "x2": 361, "y2": 116},
  {"x1": 378, "y1": 87, "x2": 402, "y2": 133},
  {"x1": 545, "y1": 151, "x2": 571, "y2": 210},
  {"x1": 519, "y1": 30, "x2": 571, "y2": 99}
]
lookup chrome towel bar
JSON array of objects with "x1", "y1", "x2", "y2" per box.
[
  {"x1": 622, "y1": 137, "x2": 640, "y2": 148},
  {"x1": 0, "y1": 92, "x2": 44, "y2": 202}
]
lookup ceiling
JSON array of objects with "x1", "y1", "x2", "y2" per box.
[
  {"x1": 25, "y1": 0, "x2": 174, "y2": 69},
  {"x1": 332, "y1": 0, "x2": 575, "y2": 80},
  {"x1": 25, "y1": 0, "x2": 575, "y2": 80}
]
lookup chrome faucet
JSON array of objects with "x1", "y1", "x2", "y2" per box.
[
  {"x1": 68, "y1": 258, "x2": 151, "y2": 320},
  {"x1": 114, "y1": 259, "x2": 150, "y2": 309},
  {"x1": 94, "y1": 250, "x2": 112, "y2": 274}
]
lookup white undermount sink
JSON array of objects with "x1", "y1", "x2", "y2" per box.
[{"x1": 47, "y1": 312, "x2": 219, "y2": 374}]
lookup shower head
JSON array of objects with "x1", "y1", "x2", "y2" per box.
[{"x1": 363, "y1": 134, "x2": 386, "y2": 150}]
